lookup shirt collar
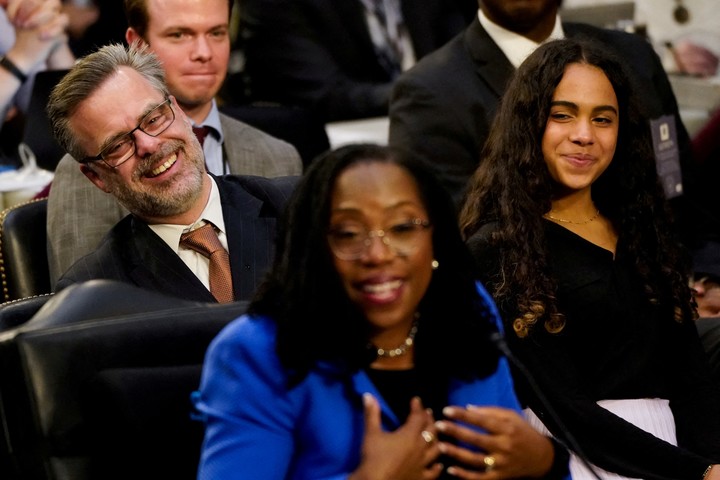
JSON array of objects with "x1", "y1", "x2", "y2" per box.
[
  {"x1": 191, "y1": 99, "x2": 224, "y2": 145},
  {"x1": 478, "y1": 10, "x2": 565, "y2": 69},
  {"x1": 149, "y1": 175, "x2": 227, "y2": 251}
]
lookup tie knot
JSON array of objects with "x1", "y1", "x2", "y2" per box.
[
  {"x1": 192, "y1": 125, "x2": 211, "y2": 147},
  {"x1": 180, "y1": 223, "x2": 223, "y2": 257}
]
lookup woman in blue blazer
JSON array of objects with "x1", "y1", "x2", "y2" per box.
[{"x1": 194, "y1": 144, "x2": 569, "y2": 479}]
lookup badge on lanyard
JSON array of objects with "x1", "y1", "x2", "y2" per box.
[{"x1": 650, "y1": 115, "x2": 683, "y2": 199}]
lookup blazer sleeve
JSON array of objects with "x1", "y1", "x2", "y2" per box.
[{"x1": 194, "y1": 315, "x2": 299, "y2": 480}]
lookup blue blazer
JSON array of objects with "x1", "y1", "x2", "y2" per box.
[{"x1": 194, "y1": 291, "x2": 525, "y2": 479}]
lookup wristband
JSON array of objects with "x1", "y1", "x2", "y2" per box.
[{"x1": 0, "y1": 56, "x2": 28, "y2": 83}]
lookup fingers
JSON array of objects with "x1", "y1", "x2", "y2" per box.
[
  {"x1": 37, "y1": 10, "x2": 68, "y2": 39},
  {"x1": 434, "y1": 406, "x2": 511, "y2": 475},
  {"x1": 362, "y1": 393, "x2": 382, "y2": 437},
  {"x1": 437, "y1": 405, "x2": 556, "y2": 479},
  {"x1": 356, "y1": 394, "x2": 443, "y2": 479},
  {"x1": 423, "y1": 461, "x2": 444, "y2": 480},
  {"x1": 8, "y1": 0, "x2": 62, "y2": 28},
  {"x1": 436, "y1": 405, "x2": 497, "y2": 452},
  {"x1": 406, "y1": 396, "x2": 436, "y2": 432}
]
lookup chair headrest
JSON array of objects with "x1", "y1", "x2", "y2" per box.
[{"x1": 18, "y1": 279, "x2": 212, "y2": 332}]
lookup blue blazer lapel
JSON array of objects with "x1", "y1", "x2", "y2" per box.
[{"x1": 351, "y1": 369, "x2": 402, "y2": 429}]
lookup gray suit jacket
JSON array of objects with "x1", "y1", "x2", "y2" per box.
[{"x1": 47, "y1": 113, "x2": 302, "y2": 284}]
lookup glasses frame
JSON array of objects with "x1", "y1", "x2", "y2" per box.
[
  {"x1": 80, "y1": 97, "x2": 175, "y2": 168},
  {"x1": 327, "y1": 218, "x2": 432, "y2": 261}
]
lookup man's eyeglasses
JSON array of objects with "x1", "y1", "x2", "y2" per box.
[
  {"x1": 327, "y1": 218, "x2": 432, "y2": 260},
  {"x1": 81, "y1": 98, "x2": 175, "y2": 168}
]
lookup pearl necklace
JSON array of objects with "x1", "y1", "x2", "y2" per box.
[
  {"x1": 374, "y1": 319, "x2": 418, "y2": 358},
  {"x1": 544, "y1": 208, "x2": 600, "y2": 225}
]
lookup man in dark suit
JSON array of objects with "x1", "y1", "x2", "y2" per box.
[
  {"x1": 388, "y1": 0, "x2": 695, "y2": 210},
  {"x1": 238, "y1": 0, "x2": 477, "y2": 122},
  {"x1": 47, "y1": 42, "x2": 297, "y2": 302}
]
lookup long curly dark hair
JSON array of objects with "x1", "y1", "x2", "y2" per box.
[
  {"x1": 459, "y1": 38, "x2": 695, "y2": 337},
  {"x1": 250, "y1": 144, "x2": 500, "y2": 384}
]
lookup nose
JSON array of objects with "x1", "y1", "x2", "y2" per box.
[
  {"x1": 191, "y1": 36, "x2": 212, "y2": 61},
  {"x1": 132, "y1": 130, "x2": 163, "y2": 158},
  {"x1": 570, "y1": 119, "x2": 594, "y2": 146},
  {"x1": 360, "y1": 232, "x2": 394, "y2": 264}
]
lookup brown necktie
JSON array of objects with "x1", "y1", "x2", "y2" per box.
[
  {"x1": 179, "y1": 223, "x2": 234, "y2": 303},
  {"x1": 192, "y1": 126, "x2": 211, "y2": 147}
]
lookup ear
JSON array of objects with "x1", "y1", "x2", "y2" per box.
[
  {"x1": 80, "y1": 164, "x2": 111, "y2": 194},
  {"x1": 126, "y1": 28, "x2": 145, "y2": 46},
  {"x1": 169, "y1": 95, "x2": 190, "y2": 124}
]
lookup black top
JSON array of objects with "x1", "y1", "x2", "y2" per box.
[{"x1": 468, "y1": 220, "x2": 720, "y2": 480}]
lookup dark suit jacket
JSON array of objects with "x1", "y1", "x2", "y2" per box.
[
  {"x1": 55, "y1": 175, "x2": 298, "y2": 302},
  {"x1": 389, "y1": 17, "x2": 696, "y2": 209},
  {"x1": 239, "y1": 0, "x2": 476, "y2": 121}
]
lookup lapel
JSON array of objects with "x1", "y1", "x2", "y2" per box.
[
  {"x1": 465, "y1": 17, "x2": 515, "y2": 98},
  {"x1": 216, "y1": 176, "x2": 277, "y2": 301},
  {"x1": 124, "y1": 217, "x2": 216, "y2": 302},
  {"x1": 350, "y1": 368, "x2": 402, "y2": 429},
  {"x1": 219, "y1": 113, "x2": 240, "y2": 172}
]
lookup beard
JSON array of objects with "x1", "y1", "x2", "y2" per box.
[{"x1": 105, "y1": 138, "x2": 206, "y2": 220}]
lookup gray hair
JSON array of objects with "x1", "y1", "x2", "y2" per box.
[{"x1": 47, "y1": 42, "x2": 169, "y2": 161}]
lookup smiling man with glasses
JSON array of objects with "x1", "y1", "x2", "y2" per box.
[
  {"x1": 46, "y1": 0, "x2": 303, "y2": 285},
  {"x1": 47, "y1": 42, "x2": 298, "y2": 302}
]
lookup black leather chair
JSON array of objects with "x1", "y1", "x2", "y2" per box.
[
  {"x1": 0, "y1": 197, "x2": 51, "y2": 302},
  {"x1": 0, "y1": 294, "x2": 53, "y2": 332},
  {"x1": 0, "y1": 280, "x2": 248, "y2": 480}
]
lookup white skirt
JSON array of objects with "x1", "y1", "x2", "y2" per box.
[{"x1": 524, "y1": 398, "x2": 677, "y2": 480}]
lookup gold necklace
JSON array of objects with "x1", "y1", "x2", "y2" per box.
[
  {"x1": 544, "y1": 208, "x2": 600, "y2": 225},
  {"x1": 373, "y1": 317, "x2": 418, "y2": 358}
]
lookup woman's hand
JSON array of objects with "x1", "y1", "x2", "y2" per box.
[
  {"x1": 3, "y1": 0, "x2": 69, "y2": 76},
  {"x1": 6, "y1": 0, "x2": 62, "y2": 29},
  {"x1": 350, "y1": 394, "x2": 443, "y2": 480},
  {"x1": 435, "y1": 405, "x2": 555, "y2": 479}
]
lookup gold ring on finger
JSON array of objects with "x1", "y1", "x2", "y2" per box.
[
  {"x1": 421, "y1": 430, "x2": 435, "y2": 444},
  {"x1": 483, "y1": 455, "x2": 496, "y2": 472}
]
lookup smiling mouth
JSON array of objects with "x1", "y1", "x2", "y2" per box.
[
  {"x1": 147, "y1": 153, "x2": 178, "y2": 178},
  {"x1": 362, "y1": 280, "x2": 402, "y2": 294}
]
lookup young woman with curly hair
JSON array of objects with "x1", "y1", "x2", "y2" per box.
[{"x1": 460, "y1": 38, "x2": 720, "y2": 480}]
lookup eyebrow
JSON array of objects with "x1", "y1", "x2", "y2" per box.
[
  {"x1": 331, "y1": 200, "x2": 424, "y2": 215},
  {"x1": 162, "y1": 24, "x2": 229, "y2": 34},
  {"x1": 550, "y1": 100, "x2": 618, "y2": 116},
  {"x1": 97, "y1": 98, "x2": 167, "y2": 153}
]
